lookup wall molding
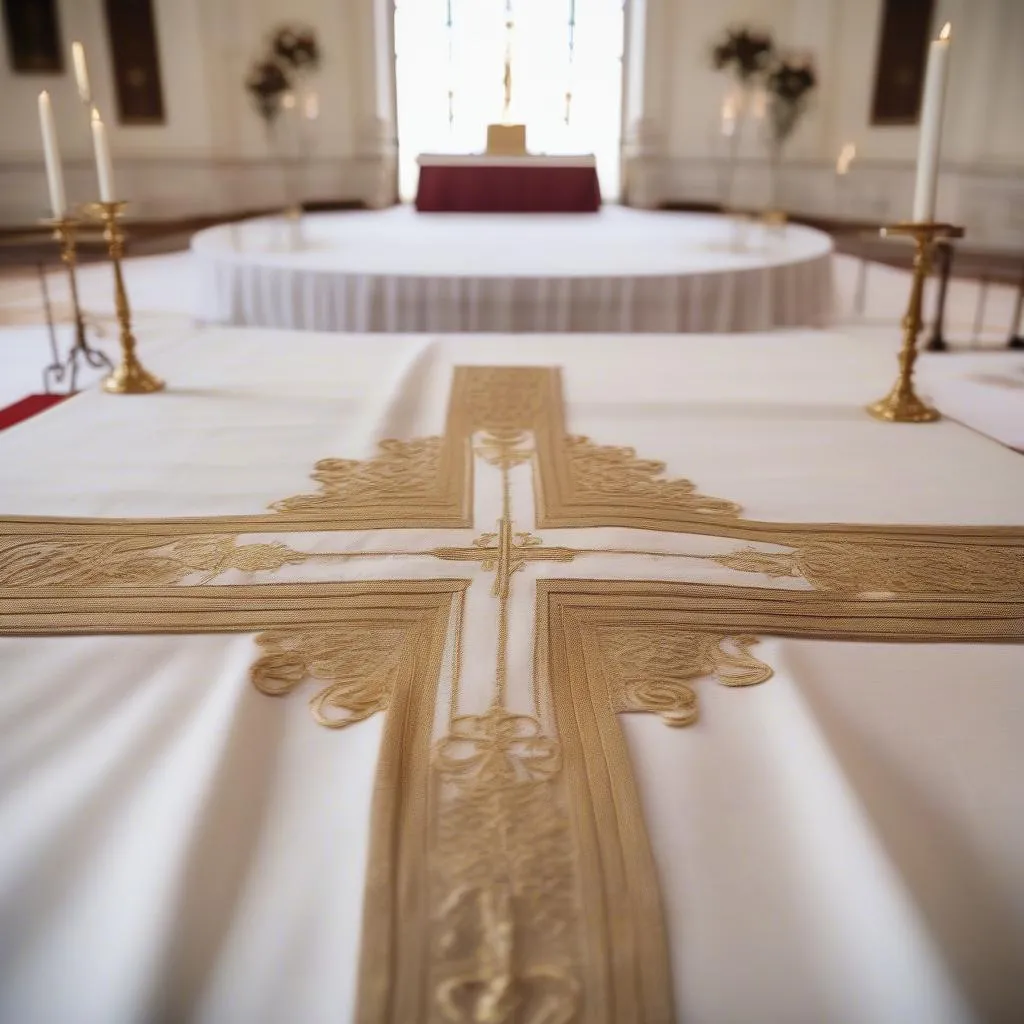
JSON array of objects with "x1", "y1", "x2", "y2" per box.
[
  {"x1": 0, "y1": 154, "x2": 389, "y2": 227},
  {"x1": 633, "y1": 156, "x2": 1024, "y2": 247},
  {"x1": 3, "y1": 151, "x2": 1020, "y2": 249}
]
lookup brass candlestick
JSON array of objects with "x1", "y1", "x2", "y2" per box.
[
  {"x1": 83, "y1": 200, "x2": 164, "y2": 394},
  {"x1": 866, "y1": 221, "x2": 964, "y2": 423},
  {"x1": 39, "y1": 215, "x2": 113, "y2": 393}
]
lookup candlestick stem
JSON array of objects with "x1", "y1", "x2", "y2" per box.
[
  {"x1": 83, "y1": 201, "x2": 164, "y2": 394},
  {"x1": 866, "y1": 221, "x2": 963, "y2": 423}
]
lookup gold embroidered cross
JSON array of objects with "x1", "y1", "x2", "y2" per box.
[
  {"x1": 2, "y1": 366, "x2": 1022, "y2": 1024},
  {"x1": 433, "y1": 523, "x2": 575, "y2": 599}
]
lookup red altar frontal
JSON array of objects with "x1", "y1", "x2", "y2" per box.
[{"x1": 415, "y1": 153, "x2": 602, "y2": 213}]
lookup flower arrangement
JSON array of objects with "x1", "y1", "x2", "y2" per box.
[
  {"x1": 711, "y1": 27, "x2": 775, "y2": 82},
  {"x1": 245, "y1": 59, "x2": 291, "y2": 123},
  {"x1": 765, "y1": 57, "x2": 817, "y2": 147},
  {"x1": 709, "y1": 24, "x2": 817, "y2": 218},
  {"x1": 272, "y1": 25, "x2": 320, "y2": 72},
  {"x1": 245, "y1": 24, "x2": 321, "y2": 124}
]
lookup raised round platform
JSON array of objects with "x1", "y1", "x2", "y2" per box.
[{"x1": 191, "y1": 206, "x2": 833, "y2": 333}]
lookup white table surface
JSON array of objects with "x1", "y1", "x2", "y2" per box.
[
  {"x1": 189, "y1": 207, "x2": 834, "y2": 333},
  {"x1": 1, "y1": 327, "x2": 1022, "y2": 1024}
]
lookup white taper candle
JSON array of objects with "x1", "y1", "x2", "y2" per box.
[
  {"x1": 90, "y1": 108, "x2": 116, "y2": 202},
  {"x1": 71, "y1": 41, "x2": 92, "y2": 105},
  {"x1": 38, "y1": 91, "x2": 67, "y2": 218},
  {"x1": 836, "y1": 142, "x2": 856, "y2": 176},
  {"x1": 912, "y1": 22, "x2": 951, "y2": 222},
  {"x1": 720, "y1": 92, "x2": 738, "y2": 138}
]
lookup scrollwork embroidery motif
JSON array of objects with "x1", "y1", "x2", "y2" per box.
[
  {"x1": 251, "y1": 626, "x2": 408, "y2": 728},
  {"x1": 270, "y1": 437, "x2": 445, "y2": 515},
  {"x1": 713, "y1": 540, "x2": 1024, "y2": 594},
  {"x1": 564, "y1": 435, "x2": 742, "y2": 516},
  {"x1": 0, "y1": 534, "x2": 307, "y2": 587},
  {"x1": 601, "y1": 628, "x2": 773, "y2": 727}
]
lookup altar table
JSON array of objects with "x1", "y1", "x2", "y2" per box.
[
  {"x1": 415, "y1": 153, "x2": 602, "y2": 212},
  {"x1": 1, "y1": 327, "x2": 1022, "y2": 1024}
]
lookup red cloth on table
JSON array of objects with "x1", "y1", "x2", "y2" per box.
[
  {"x1": 0, "y1": 393, "x2": 70, "y2": 432},
  {"x1": 416, "y1": 164, "x2": 601, "y2": 213}
]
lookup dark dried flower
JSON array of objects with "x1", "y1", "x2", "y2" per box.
[
  {"x1": 711, "y1": 27, "x2": 775, "y2": 80},
  {"x1": 767, "y1": 60, "x2": 817, "y2": 104},
  {"x1": 272, "y1": 25, "x2": 320, "y2": 71},
  {"x1": 246, "y1": 59, "x2": 291, "y2": 122},
  {"x1": 766, "y1": 57, "x2": 818, "y2": 146}
]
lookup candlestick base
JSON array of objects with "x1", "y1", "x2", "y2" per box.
[
  {"x1": 102, "y1": 352, "x2": 164, "y2": 394},
  {"x1": 761, "y1": 208, "x2": 788, "y2": 227},
  {"x1": 866, "y1": 386, "x2": 939, "y2": 423},
  {"x1": 866, "y1": 220, "x2": 964, "y2": 424}
]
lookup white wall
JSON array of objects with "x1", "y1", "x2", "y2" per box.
[
  {"x1": 627, "y1": 0, "x2": 1024, "y2": 244},
  {"x1": 2, "y1": 0, "x2": 1021, "y2": 243},
  {"x1": 0, "y1": 0, "x2": 391, "y2": 224}
]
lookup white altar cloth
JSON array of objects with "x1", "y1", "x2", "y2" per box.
[
  {"x1": 1, "y1": 327, "x2": 1022, "y2": 1024},
  {"x1": 918, "y1": 350, "x2": 1024, "y2": 452},
  {"x1": 190, "y1": 206, "x2": 834, "y2": 333}
]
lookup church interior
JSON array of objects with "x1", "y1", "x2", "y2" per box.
[{"x1": 1, "y1": 1, "x2": 1023, "y2": 1022}]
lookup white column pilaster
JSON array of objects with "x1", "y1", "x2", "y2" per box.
[
  {"x1": 350, "y1": 0, "x2": 399, "y2": 207},
  {"x1": 621, "y1": 0, "x2": 672, "y2": 207}
]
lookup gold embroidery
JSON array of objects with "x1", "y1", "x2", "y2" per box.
[
  {"x1": 270, "y1": 438, "x2": 446, "y2": 515},
  {"x1": 0, "y1": 580, "x2": 467, "y2": 633},
  {"x1": 4, "y1": 363, "x2": 1023, "y2": 563},
  {"x1": 540, "y1": 578, "x2": 1024, "y2": 1023},
  {"x1": 5, "y1": 366, "x2": 1024, "y2": 1024},
  {"x1": 432, "y1": 706, "x2": 579, "y2": 1024},
  {"x1": 545, "y1": 585, "x2": 677, "y2": 1022},
  {"x1": 714, "y1": 539, "x2": 1024, "y2": 594},
  {"x1": 252, "y1": 625, "x2": 409, "y2": 728},
  {"x1": 261, "y1": 367, "x2": 549, "y2": 528},
  {"x1": 474, "y1": 429, "x2": 533, "y2": 470},
  {"x1": 432, "y1": 528, "x2": 575, "y2": 598},
  {"x1": 710, "y1": 548, "x2": 797, "y2": 578},
  {"x1": 561, "y1": 435, "x2": 742, "y2": 516},
  {"x1": 601, "y1": 628, "x2": 772, "y2": 727},
  {"x1": 461, "y1": 366, "x2": 549, "y2": 432},
  {"x1": 0, "y1": 533, "x2": 308, "y2": 587}
]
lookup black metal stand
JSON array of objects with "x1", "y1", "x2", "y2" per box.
[
  {"x1": 925, "y1": 239, "x2": 952, "y2": 352},
  {"x1": 1007, "y1": 270, "x2": 1024, "y2": 350},
  {"x1": 39, "y1": 231, "x2": 114, "y2": 395},
  {"x1": 853, "y1": 258, "x2": 869, "y2": 317},
  {"x1": 971, "y1": 279, "x2": 989, "y2": 348},
  {"x1": 38, "y1": 262, "x2": 61, "y2": 384}
]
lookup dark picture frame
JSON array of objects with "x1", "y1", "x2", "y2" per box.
[
  {"x1": 2, "y1": 0, "x2": 64, "y2": 73},
  {"x1": 870, "y1": 0, "x2": 936, "y2": 125},
  {"x1": 104, "y1": 0, "x2": 166, "y2": 124}
]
